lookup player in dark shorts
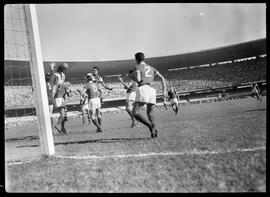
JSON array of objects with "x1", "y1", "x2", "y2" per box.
[
  {"x1": 118, "y1": 70, "x2": 138, "y2": 128},
  {"x1": 132, "y1": 52, "x2": 167, "y2": 138},
  {"x1": 167, "y1": 86, "x2": 180, "y2": 115},
  {"x1": 84, "y1": 73, "x2": 103, "y2": 133}
]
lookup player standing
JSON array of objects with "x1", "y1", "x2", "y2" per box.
[
  {"x1": 84, "y1": 73, "x2": 103, "y2": 133},
  {"x1": 132, "y1": 52, "x2": 167, "y2": 138},
  {"x1": 118, "y1": 70, "x2": 138, "y2": 128},
  {"x1": 167, "y1": 86, "x2": 180, "y2": 115},
  {"x1": 90, "y1": 66, "x2": 113, "y2": 128}
]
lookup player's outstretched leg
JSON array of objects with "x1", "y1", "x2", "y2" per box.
[
  {"x1": 133, "y1": 103, "x2": 152, "y2": 133},
  {"x1": 147, "y1": 104, "x2": 157, "y2": 138}
]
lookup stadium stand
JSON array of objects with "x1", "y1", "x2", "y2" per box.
[{"x1": 5, "y1": 56, "x2": 266, "y2": 108}]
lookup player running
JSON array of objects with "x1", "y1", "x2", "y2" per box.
[
  {"x1": 167, "y1": 86, "x2": 180, "y2": 115},
  {"x1": 251, "y1": 82, "x2": 263, "y2": 102},
  {"x1": 84, "y1": 73, "x2": 103, "y2": 133},
  {"x1": 118, "y1": 70, "x2": 138, "y2": 128},
  {"x1": 51, "y1": 63, "x2": 70, "y2": 134},
  {"x1": 132, "y1": 52, "x2": 167, "y2": 138}
]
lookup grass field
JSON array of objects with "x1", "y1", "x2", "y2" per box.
[{"x1": 5, "y1": 97, "x2": 266, "y2": 192}]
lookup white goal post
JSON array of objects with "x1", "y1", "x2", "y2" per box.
[{"x1": 24, "y1": 4, "x2": 55, "y2": 155}]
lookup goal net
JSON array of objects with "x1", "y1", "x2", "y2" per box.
[{"x1": 4, "y1": 4, "x2": 55, "y2": 155}]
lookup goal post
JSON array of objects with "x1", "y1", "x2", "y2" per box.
[{"x1": 23, "y1": 4, "x2": 55, "y2": 155}]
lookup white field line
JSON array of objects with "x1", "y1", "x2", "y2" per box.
[
  {"x1": 6, "y1": 146, "x2": 265, "y2": 166},
  {"x1": 54, "y1": 146, "x2": 266, "y2": 160}
]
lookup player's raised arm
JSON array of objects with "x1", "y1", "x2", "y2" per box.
[
  {"x1": 118, "y1": 76, "x2": 129, "y2": 89},
  {"x1": 49, "y1": 62, "x2": 56, "y2": 76},
  {"x1": 100, "y1": 80, "x2": 113, "y2": 91}
]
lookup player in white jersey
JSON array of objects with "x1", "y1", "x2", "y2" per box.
[{"x1": 50, "y1": 63, "x2": 69, "y2": 134}]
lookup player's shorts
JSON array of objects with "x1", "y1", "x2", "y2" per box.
[
  {"x1": 170, "y1": 98, "x2": 178, "y2": 105},
  {"x1": 88, "y1": 97, "x2": 101, "y2": 111},
  {"x1": 126, "y1": 91, "x2": 136, "y2": 102},
  {"x1": 135, "y1": 85, "x2": 156, "y2": 104},
  {"x1": 55, "y1": 97, "x2": 65, "y2": 108}
]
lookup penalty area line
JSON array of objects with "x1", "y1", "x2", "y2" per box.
[{"x1": 54, "y1": 146, "x2": 266, "y2": 160}]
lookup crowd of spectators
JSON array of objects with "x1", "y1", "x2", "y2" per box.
[{"x1": 5, "y1": 57, "x2": 266, "y2": 108}]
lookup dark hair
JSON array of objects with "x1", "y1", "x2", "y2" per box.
[
  {"x1": 135, "y1": 52, "x2": 145, "y2": 63},
  {"x1": 129, "y1": 70, "x2": 133, "y2": 74},
  {"x1": 93, "y1": 66, "x2": 99, "y2": 71}
]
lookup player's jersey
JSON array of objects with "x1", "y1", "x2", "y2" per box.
[
  {"x1": 134, "y1": 62, "x2": 158, "y2": 87},
  {"x1": 54, "y1": 83, "x2": 69, "y2": 98},
  {"x1": 85, "y1": 82, "x2": 100, "y2": 99},
  {"x1": 127, "y1": 81, "x2": 138, "y2": 93},
  {"x1": 51, "y1": 71, "x2": 65, "y2": 86},
  {"x1": 168, "y1": 90, "x2": 177, "y2": 99},
  {"x1": 93, "y1": 74, "x2": 103, "y2": 89}
]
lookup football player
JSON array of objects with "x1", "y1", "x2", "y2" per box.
[
  {"x1": 84, "y1": 73, "x2": 103, "y2": 133},
  {"x1": 251, "y1": 82, "x2": 263, "y2": 102},
  {"x1": 118, "y1": 70, "x2": 138, "y2": 128},
  {"x1": 132, "y1": 52, "x2": 167, "y2": 138},
  {"x1": 167, "y1": 86, "x2": 180, "y2": 115},
  {"x1": 51, "y1": 63, "x2": 69, "y2": 134},
  {"x1": 77, "y1": 83, "x2": 91, "y2": 125}
]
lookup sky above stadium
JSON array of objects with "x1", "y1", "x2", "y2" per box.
[{"x1": 11, "y1": 3, "x2": 268, "y2": 61}]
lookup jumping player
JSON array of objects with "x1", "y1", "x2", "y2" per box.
[
  {"x1": 251, "y1": 82, "x2": 263, "y2": 102},
  {"x1": 84, "y1": 73, "x2": 103, "y2": 133},
  {"x1": 167, "y1": 86, "x2": 180, "y2": 115},
  {"x1": 132, "y1": 52, "x2": 167, "y2": 138},
  {"x1": 118, "y1": 70, "x2": 138, "y2": 128},
  {"x1": 51, "y1": 63, "x2": 69, "y2": 134}
]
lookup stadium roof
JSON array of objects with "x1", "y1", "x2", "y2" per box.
[{"x1": 44, "y1": 38, "x2": 266, "y2": 77}]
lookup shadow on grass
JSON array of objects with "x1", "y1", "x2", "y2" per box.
[
  {"x1": 244, "y1": 108, "x2": 266, "y2": 113},
  {"x1": 16, "y1": 137, "x2": 150, "y2": 148},
  {"x1": 6, "y1": 135, "x2": 39, "y2": 142}
]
